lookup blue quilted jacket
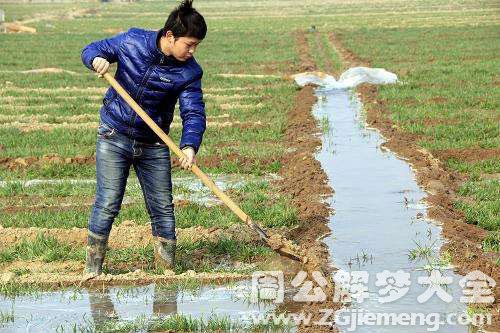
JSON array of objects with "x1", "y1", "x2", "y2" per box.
[{"x1": 81, "y1": 28, "x2": 206, "y2": 152}]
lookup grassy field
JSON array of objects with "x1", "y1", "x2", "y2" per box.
[{"x1": 0, "y1": 0, "x2": 497, "y2": 314}]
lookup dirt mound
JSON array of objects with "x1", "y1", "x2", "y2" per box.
[
  {"x1": 171, "y1": 152, "x2": 280, "y2": 170},
  {"x1": 433, "y1": 147, "x2": 499, "y2": 163},
  {"x1": 0, "y1": 223, "x2": 288, "y2": 287},
  {"x1": 220, "y1": 102, "x2": 263, "y2": 110},
  {"x1": 215, "y1": 73, "x2": 283, "y2": 79},
  {"x1": 0, "y1": 270, "x2": 249, "y2": 289},
  {"x1": 103, "y1": 28, "x2": 124, "y2": 34},
  {"x1": 0, "y1": 151, "x2": 280, "y2": 171},
  {"x1": 19, "y1": 68, "x2": 80, "y2": 75},
  {"x1": 0, "y1": 224, "x2": 281, "y2": 250},
  {"x1": 272, "y1": 33, "x2": 340, "y2": 333},
  {"x1": 19, "y1": 8, "x2": 98, "y2": 25},
  {"x1": 296, "y1": 33, "x2": 316, "y2": 72},
  {"x1": 1, "y1": 120, "x2": 261, "y2": 133},
  {"x1": 1, "y1": 121, "x2": 97, "y2": 133},
  {"x1": 2, "y1": 260, "x2": 84, "y2": 274},
  {"x1": 0, "y1": 154, "x2": 95, "y2": 170},
  {"x1": 3, "y1": 22, "x2": 36, "y2": 34}
]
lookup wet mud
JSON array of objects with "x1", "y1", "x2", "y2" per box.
[{"x1": 270, "y1": 33, "x2": 342, "y2": 333}]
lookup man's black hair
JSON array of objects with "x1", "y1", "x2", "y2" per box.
[{"x1": 162, "y1": 0, "x2": 207, "y2": 40}]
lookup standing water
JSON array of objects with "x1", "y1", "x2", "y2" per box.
[
  {"x1": 313, "y1": 85, "x2": 477, "y2": 332},
  {"x1": 0, "y1": 281, "x2": 277, "y2": 331}
]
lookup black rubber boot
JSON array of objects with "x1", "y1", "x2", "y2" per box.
[
  {"x1": 154, "y1": 237, "x2": 176, "y2": 271},
  {"x1": 85, "y1": 232, "x2": 108, "y2": 276}
]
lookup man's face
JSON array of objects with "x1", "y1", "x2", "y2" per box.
[{"x1": 170, "y1": 36, "x2": 201, "y2": 61}]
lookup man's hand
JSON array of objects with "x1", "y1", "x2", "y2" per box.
[
  {"x1": 179, "y1": 147, "x2": 196, "y2": 170},
  {"x1": 92, "y1": 57, "x2": 110, "y2": 75}
]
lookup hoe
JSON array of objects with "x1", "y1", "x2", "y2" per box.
[{"x1": 99, "y1": 73, "x2": 308, "y2": 264}]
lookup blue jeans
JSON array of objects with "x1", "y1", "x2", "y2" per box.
[{"x1": 88, "y1": 122, "x2": 176, "y2": 240}]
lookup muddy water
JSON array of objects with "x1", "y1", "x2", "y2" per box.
[
  {"x1": 0, "y1": 281, "x2": 276, "y2": 331},
  {"x1": 314, "y1": 89, "x2": 474, "y2": 332}
]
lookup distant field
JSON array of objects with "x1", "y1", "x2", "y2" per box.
[{"x1": 335, "y1": 5, "x2": 499, "y2": 238}]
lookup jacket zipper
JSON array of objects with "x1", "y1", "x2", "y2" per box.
[{"x1": 128, "y1": 65, "x2": 155, "y2": 135}]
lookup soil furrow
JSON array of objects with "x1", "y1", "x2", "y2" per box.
[
  {"x1": 275, "y1": 31, "x2": 340, "y2": 333},
  {"x1": 0, "y1": 224, "x2": 282, "y2": 250},
  {"x1": 0, "y1": 270, "x2": 250, "y2": 289},
  {"x1": 0, "y1": 153, "x2": 280, "y2": 170}
]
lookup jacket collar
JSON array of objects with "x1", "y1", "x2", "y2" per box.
[
  {"x1": 151, "y1": 30, "x2": 188, "y2": 66},
  {"x1": 150, "y1": 30, "x2": 164, "y2": 60}
]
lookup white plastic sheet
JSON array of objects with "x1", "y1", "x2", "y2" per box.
[{"x1": 293, "y1": 67, "x2": 398, "y2": 90}]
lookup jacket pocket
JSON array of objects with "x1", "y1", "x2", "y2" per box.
[{"x1": 102, "y1": 89, "x2": 117, "y2": 109}]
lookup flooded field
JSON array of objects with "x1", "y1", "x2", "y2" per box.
[{"x1": 0, "y1": 281, "x2": 280, "y2": 331}]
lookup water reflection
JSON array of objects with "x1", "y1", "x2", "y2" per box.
[
  {"x1": 88, "y1": 285, "x2": 179, "y2": 328},
  {"x1": 0, "y1": 281, "x2": 277, "y2": 331}
]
